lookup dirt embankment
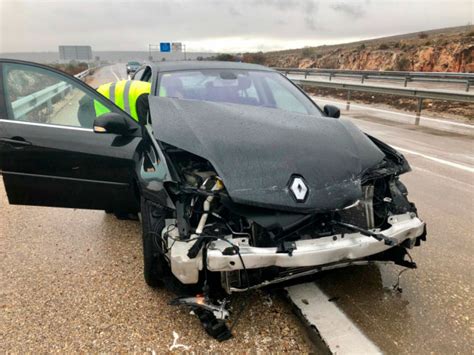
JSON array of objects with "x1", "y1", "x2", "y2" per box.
[
  {"x1": 259, "y1": 26, "x2": 474, "y2": 122},
  {"x1": 264, "y1": 26, "x2": 474, "y2": 72}
]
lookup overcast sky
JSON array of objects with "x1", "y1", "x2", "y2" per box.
[{"x1": 0, "y1": 0, "x2": 472, "y2": 53}]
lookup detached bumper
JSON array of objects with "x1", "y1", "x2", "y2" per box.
[{"x1": 206, "y1": 213, "x2": 425, "y2": 272}]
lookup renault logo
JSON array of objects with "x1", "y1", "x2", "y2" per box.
[{"x1": 289, "y1": 176, "x2": 308, "y2": 202}]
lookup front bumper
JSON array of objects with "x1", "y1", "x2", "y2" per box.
[{"x1": 206, "y1": 213, "x2": 425, "y2": 272}]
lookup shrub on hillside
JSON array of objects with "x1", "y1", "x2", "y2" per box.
[
  {"x1": 418, "y1": 32, "x2": 428, "y2": 39},
  {"x1": 50, "y1": 62, "x2": 88, "y2": 75},
  {"x1": 395, "y1": 56, "x2": 411, "y2": 71},
  {"x1": 378, "y1": 43, "x2": 390, "y2": 50},
  {"x1": 301, "y1": 47, "x2": 315, "y2": 57},
  {"x1": 215, "y1": 53, "x2": 236, "y2": 62},
  {"x1": 242, "y1": 52, "x2": 266, "y2": 65}
]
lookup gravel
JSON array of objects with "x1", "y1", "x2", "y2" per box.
[{"x1": 0, "y1": 178, "x2": 313, "y2": 352}]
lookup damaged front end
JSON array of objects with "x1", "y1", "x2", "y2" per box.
[
  {"x1": 142, "y1": 97, "x2": 426, "y2": 295},
  {"x1": 152, "y1": 140, "x2": 425, "y2": 295},
  {"x1": 139, "y1": 97, "x2": 426, "y2": 340}
]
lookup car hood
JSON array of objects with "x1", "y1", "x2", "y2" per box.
[{"x1": 149, "y1": 97, "x2": 385, "y2": 212}]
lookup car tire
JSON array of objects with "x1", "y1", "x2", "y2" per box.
[{"x1": 140, "y1": 197, "x2": 170, "y2": 287}]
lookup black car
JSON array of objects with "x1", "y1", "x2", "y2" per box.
[{"x1": 0, "y1": 59, "x2": 426, "y2": 338}]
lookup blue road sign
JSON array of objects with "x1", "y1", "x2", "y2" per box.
[{"x1": 160, "y1": 42, "x2": 171, "y2": 52}]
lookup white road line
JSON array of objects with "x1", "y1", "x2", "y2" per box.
[
  {"x1": 110, "y1": 68, "x2": 121, "y2": 81},
  {"x1": 308, "y1": 95, "x2": 474, "y2": 172},
  {"x1": 413, "y1": 166, "x2": 474, "y2": 191},
  {"x1": 286, "y1": 283, "x2": 382, "y2": 355},
  {"x1": 311, "y1": 96, "x2": 474, "y2": 129},
  {"x1": 392, "y1": 146, "x2": 474, "y2": 173}
]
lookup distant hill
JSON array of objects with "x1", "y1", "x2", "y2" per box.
[{"x1": 263, "y1": 25, "x2": 474, "y2": 72}]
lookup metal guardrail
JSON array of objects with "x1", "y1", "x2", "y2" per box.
[
  {"x1": 276, "y1": 68, "x2": 474, "y2": 92},
  {"x1": 12, "y1": 82, "x2": 71, "y2": 118},
  {"x1": 288, "y1": 77, "x2": 474, "y2": 125},
  {"x1": 11, "y1": 68, "x2": 93, "y2": 119},
  {"x1": 74, "y1": 68, "x2": 91, "y2": 81}
]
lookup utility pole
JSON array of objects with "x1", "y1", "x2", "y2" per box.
[{"x1": 183, "y1": 44, "x2": 187, "y2": 61}]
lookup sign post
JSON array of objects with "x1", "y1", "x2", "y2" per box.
[
  {"x1": 148, "y1": 42, "x2": 186, "y2": 61},
  {"x1": 58, "y1": 45, "x2": 92, "y2": 62}
]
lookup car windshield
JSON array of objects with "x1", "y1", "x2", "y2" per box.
[
  {"x1": 158, "y1": 69, "x2": 320, "y2": 115},
  {"x1": 128, "y1": 62, "x2": 140, "y2": 66}
]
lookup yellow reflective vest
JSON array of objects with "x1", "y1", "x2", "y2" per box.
[{"x1": 94, "y1": 80, "x2": 151, "y2": 121}]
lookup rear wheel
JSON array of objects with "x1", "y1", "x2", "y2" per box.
[{"x1": 140, "y1": 197, "x2": 170, "y2": 287}]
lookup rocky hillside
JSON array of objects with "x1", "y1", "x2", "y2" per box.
[{"x1": 263, "y1": 26, "x2": 474, "y2": 72}]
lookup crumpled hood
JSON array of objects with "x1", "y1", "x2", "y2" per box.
[{"x1": 149, "y1": 97, "x2": 385, "y2": 212}]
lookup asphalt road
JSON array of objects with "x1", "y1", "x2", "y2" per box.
[{"x1": 1, "y1": 64, "x2": 473, "y2": 353}]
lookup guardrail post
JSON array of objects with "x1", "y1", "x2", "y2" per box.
[
  {"x1": 329, "y1": 73, "x2": 333, "y2": 82},
  {"x1": 46, "y1": 98, "x2": 53, "y2": 114},
  {"x1": 415, "y1": 98, "x2": 423, "y2": 125},
  {"x1": 304, "y1": 71, "x2": 309, "y2": 79},
  {"x1": 404, "y1": 76, "x2": 409, "y2": 87},
  {"x1": 361, "y1": 75, "x2": 365, "y2": 84},
  {"x1": 346, "y1": 91, "x2": 351, "y2": 111},
  {"x1": 466, "y1": 80, "x2": 470, "y2": 92}
]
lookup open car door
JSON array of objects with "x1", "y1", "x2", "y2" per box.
[{"x1": 0, "y1": 59, "x2": 140, "y2": 212}]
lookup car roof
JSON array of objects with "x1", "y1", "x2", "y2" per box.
[{"x1": 149, "y1": 61, "x2": 274, "y2": 73}]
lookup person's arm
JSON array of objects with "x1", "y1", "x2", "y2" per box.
[
  {"x1": 77, "y1": 95, "x2": 95, "y2": 128},
  {"x1": 136, "y1": 93, "x2": 149, "y2": 125}
]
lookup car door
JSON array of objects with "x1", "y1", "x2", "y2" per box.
[
  {"x1": 0, "y1": 59, "x2": 141, "y2": 212},
  {"x1": 132, "y1": 65, "x2": 153, "y2": 83}
]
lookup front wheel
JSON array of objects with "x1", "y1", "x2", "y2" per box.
[{"x1": 140, "y1": 197, "x2": 170, "y2": 287}]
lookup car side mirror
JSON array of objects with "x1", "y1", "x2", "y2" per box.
[
  {"x1": 323, "y1": 105, "x2": 340, "y2": 119},
  {"x1": 93, "y1": 112, "x2": 137, "y2": 135}
]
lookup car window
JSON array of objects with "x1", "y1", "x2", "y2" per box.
[
  {"x1": 158, "y1": 69, "x2": 320, "y2": 115},
  {"x1": 3, "y1": 63, "x2": 113, "y2": 128},
  {"x1": 262, "y1": 75, "x2": 310, "y2": 115}
]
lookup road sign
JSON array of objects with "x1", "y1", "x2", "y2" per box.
[
  {"x1": 160, "y1": 42, "x2": 171, "y2": 52},
  {"x1": 172, "y1": 42, "x2": 182, "y2": 52},
  {"x1": 59, "y1": 45, "x2": 92, "y2": 61}
]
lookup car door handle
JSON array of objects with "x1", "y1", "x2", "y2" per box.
[{"x1": 0, "y1": 138, "x2": 32, "y2": 147}]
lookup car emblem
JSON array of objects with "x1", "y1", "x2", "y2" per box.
[{"x1": 289, "y1": 176, "x2": 308, "y2": 202}]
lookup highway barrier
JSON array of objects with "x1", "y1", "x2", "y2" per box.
[
  {"x1": 283, "y1": 74, "x2": 474, "y2": 126},
  {"x1": 11, "y1": 68, "x2": 94, "y2": 120},
  {"x1": 276, "y1": 68, "x2": 474, "y2": 92}
]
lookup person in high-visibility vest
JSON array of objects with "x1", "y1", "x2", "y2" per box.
[
  {"x1": 78, "y1": 80, "x2": 151, "y2": 127},
  {"x1": 95, "y1": 80, "x2": 151, "y2": 121}
]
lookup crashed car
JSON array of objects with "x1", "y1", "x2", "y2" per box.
[{"x1": 0, "y1": 59, "x2": 426, "y2": 339}]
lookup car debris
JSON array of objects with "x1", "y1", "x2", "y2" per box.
[{"x1": 169, "y1": 331, "x2": 190, "y2": 351}]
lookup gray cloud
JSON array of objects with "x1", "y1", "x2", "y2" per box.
[
  {"x1": 303, "y1": 1, "x2": 319, "y2": 31},
  {"x1": 228, "y1": 6, "x2": 242, "y2": 17},
  {"x1": 0, "y1": 0, "x2": 472, "y2": 53},
  {"x1": 331, "y1": 2, "x2": 366, "y2": 18}
]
